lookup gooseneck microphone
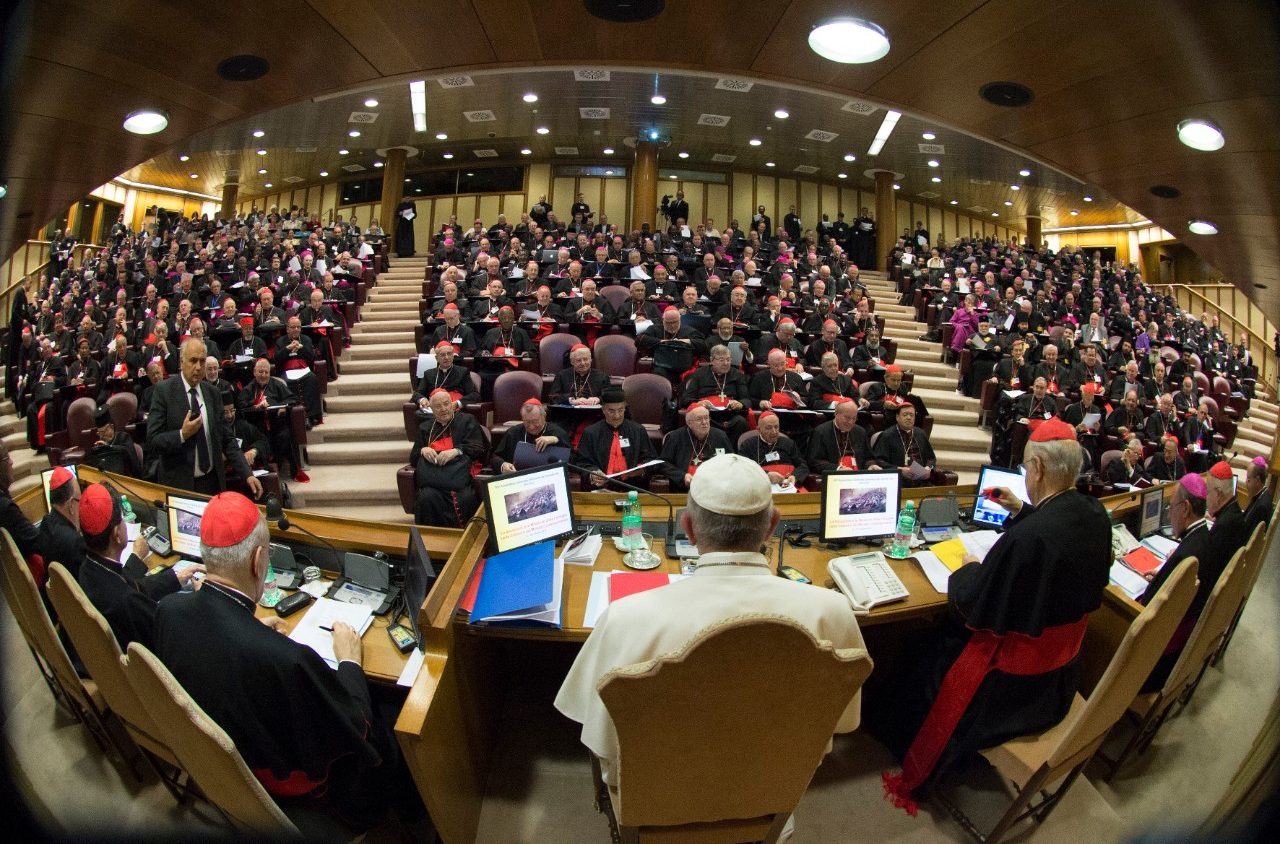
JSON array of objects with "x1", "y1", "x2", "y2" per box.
[
  {"x1": 264, "y1": 495, "x2": 343, "y2": 568},
  {"x1": 565, "y1": 462, "x2": 680, "y2": 558}
]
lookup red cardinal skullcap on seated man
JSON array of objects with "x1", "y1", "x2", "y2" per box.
[
  {"x1": 78, "y1": 483, "x2": 118, "y2": 537},
  {"x1": 1209, "y1": 461, "x2": 1234, "y2": 480},
  {"x1": 200, "y1": 492, "x2": 262, "y2": 548},
  {"x1": 49, "y1": 466, "x2": 74, "y2": 491},
  {"x1": 1028, "y1": 416, "x2": 1076, "y2": 442}
]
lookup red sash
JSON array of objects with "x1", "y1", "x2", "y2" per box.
[
  {"x1": 607, "y1": 430, "x2": 627, "y2": 475},
  {"x1": 493, "y1": 345, "x2": 519, "y2": 368},
  {"x1": 686, "y1": 462, "x2": 699, "y2": 478},
  {"x1": 822, "y1": 392, "x2": 846, "y2": 403},
  {"x1": 36, "y1": 404, "x2": 47, "y2": 446},
  {"x1": 883, "y1": 616, "x2": 1089, "y2": 815},
  {"x1": 431, "y1": 433, "x2": 481, "y2": 478},
  {"x1": 770, "y1": 390, "x2": 797, "y2": 409},
  {"x1": 838, "y1": 455, "x2": 857, "y2": 470},
  {"x1": 704, "y1": 394, "x2": 730, "y2": 408},
  {"x1": 281, "y1": 357, "x2": 307, "y2": 372}
]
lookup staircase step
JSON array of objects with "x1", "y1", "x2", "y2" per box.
[
  {"x1": 338, "y1": 357, "x2": 411, "y2": 376},
  {"x1": 0, "y1": 400, "x2": 14, "y2": 416},
  {"x1": 913, "y1": 387, "x2": 980, "y2": 413},
  {"x1": 360, "y1": 310, "x2": 420, "y2": 324},
  {"x1": 325, "y1": 373, "x2": 406, "y2": 396},
  {"x1": 932, "y1": 448, "x2": 992, "y2": 473},
  {"x1": 351, "y1": 319, "x2": 419, "y2": 333},
  {"x1": 325, "y1": 394, "x2": 407, "y2": 413},
  {"x1": 927, "y1": 424, "x2": 994, "y2": 451},
  {"x1": 306, "y1": 440, "x2": 407, "y2": 465},
  {"x1": 296, "y1": 503, "x2": 413, "y2": 524},
  {"x1": 0, "y1": 416, "x2": 19, "y2": 437},
  {"x1": 349, "y1": 329, "x2": 415, "y2": 345},
  {"x1": 289, "y1": 466, "x2": 402, "y2": 507},
  {"x1": 344, "y1": 342, "x2": 417, "y2": 360},
  {"x1": 312, "y1": 410, "x2": 406, "y2": 442},
  {"x1": 3, "y1": 431, "x2": 26, "y2": 451}
]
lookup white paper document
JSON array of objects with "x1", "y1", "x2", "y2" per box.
[
  {"x1": 913, "y1": 551, "x2": 951, "y2": 594},
  {"x1": 416, "y1": 353, "x2": 437, "y2": 377},
  {"x1": 396, "y1": 647, "x2": 426, "y2": 688},
  {"x1": 1082, "y1": 412, "x2": 1102, "y2": 431},
  {"x1": 633, "y1": 318, "x2": 653, "y2": 334},
  {"x1": 1141, "y1": 535, "x2": 1179, "y2": 560},
  {"x1": 583, "y1": 571, "x2": 612, "y2": 628},
  {"x1": 289, "y1": 598, "x2": 375, "y2": 669},
  {"x1": 771, "y1": 483, "x2": 798, "y2": 495},
  {"x1": 629, "y1": 266, "x2": 651, "y2": 280},
  {"x1": 284, "y1": 367, "x2": 312, "y2": 381},
  {"x1": 605, "y1": 458, "x2": 665, "y2": 479},
  {"x1": 560, "y1": 533, "x2": 603, "y2": 566},
  {"x1": 958, "y1": 530, "x2": 1002, "y2": 563},
  {"x1": 907, "y1": 461, "x2": 932, "y2": 481},
  {"x1": 1109, "y1": 561, "x2": 1149, "y2": 601}
]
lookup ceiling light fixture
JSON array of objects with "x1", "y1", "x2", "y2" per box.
[
  {"x1": 256, "y1": 149, "x2": 267, "y2": 155},
  {"x1": 765, "y1": 161, "x2": 776, "y2": 167},
  {"x1": 536, "y1": 126, "x2": 550, "y2": 135},
  {"x1": 605, "y1": 170, "x2": 614, "y2": 175},
  {"x1": 257, "y1": 168, "x2": 266, "y2": 174},
  {"x1": 1188, "y1": 219, "x2": 1218, "y2": 235},
  {"x1": 0, "y1": 184, "x2": 7, "y2": 199},
  {"x1": 774, "y1": 108, "x2": 789, "y2": 119},
  {"x1": 252, "y1": 129, "x2": 265, "y2": 138},
  {"x1": 949, "y1": 200, "x2": 958, "y2": 205},
  {"x1": 1010, "y1": 184, "x2": 1021, "y2": 190},
  {"x1": 442, "y1": 153, "x2": 453, "y2": 159},
  {"x1": 348, "y1": 130, "x2": 361, "y2": 138},
  {"x1": 921, "y1": 132, "x2": 936, "y2": 141},
  {"x1": 602, "y1": 147, "x2": 614, "y2": 155},
  {"x1": 843, "y1": 153, "x2": 856, "y2": 162},
  {"x1": 927, "y1": 159, "x2": 939, "y2": 168},
  {"x1": 1004, "y1": 200, "x2": 1014, "y2": 206},
  {"x1": 892, "y1": 184, "x2": 900, "y2": 190},
  {"x1": 1083, "y1": 195, "x2": 1093, "y2": 202},
  {"x1": 931, "y1": 176, "x2": 941, "y2": 183},
  {"x1": 808, "y1": 17, "x2": 891, "y2": 63},
  {"x1": 364, "y1": 98, "x2": 379, "y2": 108},
  {"x1": 264, "y1": 182, "x2": 272, "y2": 188},
  {"x1": 1070, "y1": 210, "x2": 1079, "y2": 216},
  {"x1": 1019, "y1": 168, "x2": 1031, "y2": 177},
  {"x1": 338, "y1": 148, "x2": 349, "y2": 155},
  {"x1": 319, "y1": 170, "x2": 329, "y2": 177},
  {"x1": 410, "y1": 79, "x2": 427, "y2": 132},
  {"x1": 435, "y1": 132, "x2": 447, "y2": 140},
  {"x1": 123, "y1": 109, "x2": 169, "y2": 134},
  {"x1": 189, "y1": 173, "x2": 198, "y2": 179},
  {"x1": 523, "y1": 92, "x2": 538, "y2": 103},
  {"x1": 749, "y1": 138, "x2": 762, "y2": 146},
  {"x1": 678, "y1": 151, "x2": 689, "y2": 158},
  {"x1": 991, "y1": 212, "x2": 999, "y2": 217},
  {"x1": 520, "y1": 148, "x2": 532, "y2": 155},
  {"x1": 866, "y1": 110, "x2": 901, "y2": 156},
  {"x1": 651, "y1": 94, "x2": 667, "y2": 105},
  {"x1": 178, "y1": 154, "x2": 190, "y2": 162},
  {"x1": 837, "y1": 173, "x2": 847, "y2": 179},
  {"x1": 1177, "y1": 118, "x2": 1225, "y2": 151},
  {"x1": 374, "y1": 160, "x2": 384, "y2": 167}
]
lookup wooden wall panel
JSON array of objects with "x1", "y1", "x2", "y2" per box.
[
  {"x1": 501, "y1": 194, "x2": 524, "y2": 221},
  {"x1": 706, "y1": 184, "x2": 729, "y2": 230},
  {"x1": 756, "y1": 178, "x2": 778, "y2": 229},
  {"x1": 731, "y1": 176, "x2": 752, "y2": 233},
  {"x1": 550, "y1": 178, "x2": 574, "y2": 219},
  {"x1": 526, "y1": 165, "x2": 551, "y2": 212},
  {"x1": 476, "y1": 195, "x2": 500, "y2": 228},
  {"x1": 603, "y1": 179, "x2": 628, "y2": 232},
  {"x1": 798, "y1": 181, "x2": 818, "y2": 239}
]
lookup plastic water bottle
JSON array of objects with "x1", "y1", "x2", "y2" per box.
[
  {"x1": 119, "y1": 494, "x2": 136, "y2": 524},
  {"x1": 890, "y1": 501, "x2": 917, "y2": 558},
  {"x1": 621, "y1": 491, "x2": 644, "y2": 550}
]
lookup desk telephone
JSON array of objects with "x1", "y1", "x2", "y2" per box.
[{"x1": 828, "y1": 552, "x2": 909, "y2": 614}]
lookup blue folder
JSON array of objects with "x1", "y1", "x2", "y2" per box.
[{"x1": 469, "y1": 540, "x2": 556, "y2": 623}]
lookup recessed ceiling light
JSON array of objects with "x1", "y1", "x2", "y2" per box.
[
  {"x1": 442, "y1": 153, "x2": 453, "y2": 159},
  {"x1": 1004, "y1": 200, "x2": 1014, "y2": 206},
  {"x1": 189, "y1": 173, "x2": 198, "y2": 179},
  {"x1": 338, "y1": 149, "x2": 349, "y2": 155},
  {"x1": 765, "y1": 161, "x2": 776, "y2": 167},
  {"x1": 921, "y1": 132, "x2": 936, "y2": 141},
  {"x1": 749, "y1": 138, "x2": 762, "y2": 146},
  {"x1": 435, "y1": 132, "x2": 447, "y2": 140},
  {"x1": 410, "y1": 79, "x2": 427, "y2": 132},
  {"x1": 363, "y1": 98, "x2": 379, "y2": 108},
  {"x1": 808, "y1": 17, "x2": 891, "y2": 63},
  {"x1": 123, "y1": 109, "x2": 168, "y2": 134},
  {"x1": 1018, "y1": 169, "x2": 1031, "y2": 177},
  {"x1": 319, "y1": 170, "x2": 329, "y2": 177},
  {"x1": 1070, "y1": 210, "x2": 1079, "y2": 216},
  {"x1": 1177, "y1": 119, "x2": 1225, "y2": 151},
  {"x1": 774, "y1": 108, "x2": 789, "y2": 119},
  {"x1": 603, "y1": 147, "x2": 614, "y2": 155},
  {"x1": 257, "y1": 168, "x2": 267, "y2": 174},
  {"x1": 264, "y1": 182, "x2": 272, "y2": 188},
  {"x1": 1188, "y1": 219, "x2": 1218, "y2": 235},
  {"x1": 178, "y1": 154, "x2": 190, "y2": 162},
  {"x1": 837, "y1": 173, "x2": 847, "y2": 179},
  {"x1": 991, "y1": 212, "x2": 999, "y2": 217},
  {"x1": 536, "y1": 127, "x2": 550, "y2": 135},
  {"x1": 678, "y1": 151, "x2": 689, "y2": 158},
  {"x1": 404, "y1": 178, "x2": 411, "y2": 183},
  {"x1": 256, "y1": 149, "x2": 267, "y2": 155},
  {"x1": 373, "y1": 160, "x2": 383, "y2": 167},
  {"x1": 843, "y1": 153, "x2": 856, "y2": 162},
  {"x1": 252, "y1": 129, "x2": 265, "y2": 138},
  {"x1": 651, "y1": 94, "x2": 667, "y2": 105},
  {"x1": 927, "y1": 159, "x2": 939, "y2": 168},
  {"x1": 0, "y1": 184, "x2": 6, "y2": 199},
  {"x1": 669, "y1": 174, "x2": 677, "y2": 179},
  {"x1": 892, "y1": 184, "x2": 900, "y2": 190},
  {"x1": 605, "y1": 170, "x2": 614, "y2": 175},
  {"x1": 867, "y1": 110, "x2": 901, "y2": 156},
  {"x1": 1010, "y1": 184, "x2": 1021, "y2": 190},
  {"x1": 523, "y1": 92, "x2": 538, "y2": 103},
  {"x1": 1083, "y1": 195, "x2": 1093, "y2": 202},
  {"x1": 520, "y1": 148, "x2": 532, "y2": 155},
  {"x1": 949, "y1": 200, "x2": 958, "y2": 205},
  {"x1": 348, "y1": 130, "x2": 361, "y2": 138},
  {"x1": 466, "y1": 172, "x2": 474, "y2": 177},
  {"x1": 931, "y1": 176, "x2": 941, "y2": 183}
]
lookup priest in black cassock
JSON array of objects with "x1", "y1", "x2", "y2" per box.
[
  {"x1": 870, "y1": 404, "x2": 937, "y2": 486},
  {"x1": 490, "y1": 398, "x2": 570, "y2": 474},
  {"x1": 740, "y1": 411, "x2": 808, "y2": 489},
  {"x1": 394, "y1": 202, "x2": 416, "y2": 258},
  {"x1": 154, "y1": 492, "x2": 421, "y2": 830},
  {"x1": 410, "y1": 389, "x2": 487, "y2": 527},
  {"x1": 680, "y1": 345, "x2": 750, "y2": 443},
  {"x1": 573, "y1": 387, "x2": 657, "y2": 491},
  {"x1": 876, "y1": 417, "x2": 1111, "y2": 813},
  {"x1": 658, "y1": 405, "x2": 732, "y2": 492},
  {"x1": 411, "y1": 342, "x2": 479, "y2": 407},
  {"x1": 548, "y1": 344, "x2": 611, "y2": 405},
  {"x1": 807, "y1": 352, "x2": 858, "y2": 411},
  {"x1": 807, "y1": 399, "x2": 872, "y2": 475}
]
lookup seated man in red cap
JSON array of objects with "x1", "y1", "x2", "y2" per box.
[
  {"x1": 227, "y1": 315, "x2": 268, "y2": 359},
  {"x1": 36, "y1": 466, "x2": 85, "y2": 580},
  {"x1": 424, "y1": 303, "x2": 479, "y2": 356},
  {"x1": 808, "y1": 352, "x2": 859, "y2": 411},
  {"x1": 1013, "y1": 376, "x2": 1058, "y2": 426},
  {"x1": 1206, "y1": 460, "x2": 1252, "y2": 560},
  {"x1": 410, "y1": 388, "x2": 488, "y2": 527},
  {"x1": 659, "y1": 404, "x2": 732, "y2": 493},
  {"x1": 863, "y1": 365, "x2": 924, "y2": 416},
  {"x1": 573, "y1": 386, "x2": 658, "y2": 491},
  {"x1": 680, "y1": 343, "x2": 750, "y2": 444},
  {"x1": 1138, "y1": 472, "x2": 1216, "y2": 691},
  {"x1": 410, "y1": 342, "x2": 479, "y2": 409},
  {"x1": 1104, "y1": 387, "x2": 1147, "y2": 440},
  {"x1": 1104, "y1": 437, "x2": 1150, "y2": 486},
  {"x1": 477, "y1": 305, "x2": 534, "y2": 399},
  {"x1": 748, "y1": 349, "x2": 808, "y2": 412},
  {"x1": 76, "y1": 482, "x2": 202, "y2": 651},
  {"x1": 876, "y1": 416, "x2": 1111, "y2": 812},
  {"x1": 636, "y1": 307, "x2": 706, "y2": 381},
  {"x1": 740, "y1": 410, "x2": 808, "y2": 489},
  {"x1": 807, "y1": 398, "x2": 872, "y2": 475},
  {"x1": 153, "y1": 492, "x2": 422, "y2": 830},
  {"x1": 870, "y1": 404, "x2": 938, "y2": 487},
  {"x1": 549, "y1": 344, "x2": 611, "y2": 406},
  {"x1": 491, "y1": 398, "x2": 570, "y2": 475},
  {"x1": 1147, "y1": 434, "x2": 1186, "y2": 481}
]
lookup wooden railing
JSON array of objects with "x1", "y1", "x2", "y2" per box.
[
  {"x1": 0, "y1": 241, "x2": 101, "y2": 323},
  {"x1": 1172, "y1": 284, "x2": 1277, "y2": 398}
]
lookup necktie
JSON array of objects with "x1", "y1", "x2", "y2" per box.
[
  {"x1": 606, "y1": 430, "x2": 627, "y2": 475},
  {"x1": 188, "y1": 386, "x2": 211, "y2": 474}
]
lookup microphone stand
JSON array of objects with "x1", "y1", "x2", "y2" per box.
[
  {"x1": 565, "y1": 462, "x2": 680, "y2": 558},
  {"x1": 264, "y1": 495, "x2": 345, "y2": 572}
]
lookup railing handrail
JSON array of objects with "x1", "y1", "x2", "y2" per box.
[
  {"x1": 0, "y1": 241, "x2": 102, "y2": 305},
  {"x1": 1170, "y1": 283, "x2": 1276, "y2": 398}
]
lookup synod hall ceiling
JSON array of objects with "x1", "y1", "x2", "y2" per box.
[{"x1": 1, "y1": 0, "x2": 1277, "y2": 318}]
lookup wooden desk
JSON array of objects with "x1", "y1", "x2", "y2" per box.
[{"x1": 17, "y1": 466, "x2": 463, "y2": 685}]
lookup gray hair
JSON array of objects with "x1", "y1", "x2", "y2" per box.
[
  {"x1": 200, "y1": 518, "x2": 270, "y2": 578},
  {"x1": 709, "y1": 344, "x2": 730, "y2": 359},
  {"x1": 686, "y1": 497, "x2": 774, "y2": 552},
  {"x1": 1026, "y1": 438, "x2": 1081, "y2": 490}
]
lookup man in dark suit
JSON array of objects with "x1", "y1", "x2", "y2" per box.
[
  {"x1": 1242, "y1": 456, "x2": 1273, "y2": 537},
  {"x1": 145, "y1": 338, "x2": 262, "y2": 498}
]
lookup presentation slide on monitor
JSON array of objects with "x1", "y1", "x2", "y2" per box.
[
  {"x1": 823, "y1": 473, "x2": 898, "y2": 539},
  {"x1": 1140, "y1": 488, "x2": 1164, "y2": 537},
  {"x1": 486, "y1": 469, "x2": 573, "y2": 553},
  {"x1": 168, "y1": 496, "x2": 208, "y2": 558},
  {"x1": 972, "y1": 467, "x2": 1029, "y2": 528}
]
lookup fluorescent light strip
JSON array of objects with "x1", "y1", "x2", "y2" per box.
[
  {"x1": 410, "y1": 80, "x2": 427, "y2": 132},
  {"x1": 866, "y1": 110, "x2": 901, "y2": 156},
  {"x1": 110, "y1": 177, "x2": 219, "y2": 202},
  {"x1": 1041, "y1": 221, "x2": 1153, "y2": 234}
]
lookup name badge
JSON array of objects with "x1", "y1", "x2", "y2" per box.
[
  {"x1": 1043, "y1": 412, "x2": 1052, "y2": 420},
  {"x1": 765, "y1": 451, "x2": 781, "y2": 463},
  {"x1": 452, "y1": 336, "x2": 462, "y2": 343},
  {"x1": 618, "y1": 437, "x2": 630, "y2": 448},
  {"x1": 715, "y1": 448, "x2": 725, "y2": 455}
]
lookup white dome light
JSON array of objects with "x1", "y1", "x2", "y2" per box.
[
  {"x1": 520, "y1": 148, "x2": 532, "y2": 155},
  {"x1": 442, "y1": 153, "x2": 453, "y2": 160},
  {"x1": 892, "y1": 184, "x2": 900, "y2": 190},
  {"x1": 374, "y1": 160, "x2": 384, "y2": 167},
  {"x1": 808, "y1": 18, "x2": 890, "y2": 64},
  {"x1": 678, "y1": 151, "x2": 689, "y2": 159},
  {"x1": 949, "y1": 200, "x2": 958, "y2": 205},
  {"x1": 921, "y1": 132, "x2": 936, "y2": 141},
  {"x1": 257, "y1": 168, "x2": 267, "y2": 174},
  {"x1": 523, "y1": 93, "x2": 538, "y2": 103},
  {"x1": 264, "y1": 182, "x2": 272, "y2": 188},
  {"x1": 765, "y1": 161, "x2": 776, "y2": 167},
  {"x1": 1010, "y1": 184, "x2": 1021, "y2": 190},
  {"x1": 602, "y1": 147, "x2": 614, "y2": 155},
  {"x1": 252, "y1": 129, "x2": 265, "y2": 138},
  {"x1": 748, "y1": 138, "x2": 762, "y2": 146},
  {"x1": 1083, "y1": 195, "x2": 1093, "y2": 202},
  {"x1": 319, "y1": 170, "x2": 329, "y2": 177},
  {"x1": 338, "y1": 149, "x2": 349, "y2": 155},
  {"x1": 651, "y1": 94, "x2": 667, "y2": 105},
  {"x1": 348, "y1": 130, "x2": 361, "y2": 138},
  {"x1": 843, "y1": 153, "x2": 856, "y2": 162},
  {"x1": 1019, "y1": 169, "x2": 1031, "y2": 177},
  {"x1": 364, "y1": 98, "x2": 379, "y2": 108},
  {"x1": 123, "y1": 109, "x2": 168, "y2": 134},
  {"x1": 931, "y1": 176, "x2": 941, "y2": 183},
  {"x1": 256, "y1": 149, "x2": 267, "y2": 156},
  {"x1": 927, "y1": 159, "x2": 939, "y2": 168},
  {"x1": 774, "y1": 109, "x2": 789, "y2": 119},
  {"x1": 1188, "y1": 219, "x2": 1218, "y2": 235},
  {"x1": 435, "y1": 132, "x2": 448, "y2": 140},
  {"x1": 536, "y1": 127, "x2": 550, "y2": 135},
  {"x1": 1177, "y1": 119, "x2": 1225, "y2": 152},
  {"x1": 837, "y1": 173, "x2": 847, "y2": 179},
  {"x1": 178, "y1": 154, "x2": 190, "y2": 162}
]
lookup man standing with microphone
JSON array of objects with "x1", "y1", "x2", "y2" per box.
[{"x1": 145, "y1": 338, "x2": 263, "y2": 499}]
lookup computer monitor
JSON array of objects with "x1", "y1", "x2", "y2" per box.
[
  {"x1": 482, "y1": 463, "x2": 577, "y2": 555},
  {"x1": 40, "y1": 465, "x2": 78, "y2": 511},
  {"x1": 972, "y1": 464, "x2": 1032, "y2": 529},
  {"x1": 818, "y1": 470, "x2": 901, "y2": 543},
  {"x1": 403, "y1": 527, "x2": 438, "y2": 649},
  {"x1": 166, "y1": 493, "x2": 210, "y2": 560},
  {"x1": 1139, "y1": 485, "x2": 1164, "y2": 538}
]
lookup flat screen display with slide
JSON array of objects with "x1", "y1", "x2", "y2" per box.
[
  {"x1": 166, "y1": 494, "x2": 210, "y2": 560},
  {"x1": 819, "y1": 470, "x2": 901, "y2": 542},
  {"x1": 482, "y1": 463, "x2": 576, "y2": 555}
]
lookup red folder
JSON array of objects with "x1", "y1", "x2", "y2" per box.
[
  {"x1": 1123, "y1": 546, "x2": 1163, "y2": 577},
  {"x1": 608, "y1": 571, "x2": 671, "y2": 603},
  {"x1": 459, "y1": 559, "x2": 487, "y2": 613}
]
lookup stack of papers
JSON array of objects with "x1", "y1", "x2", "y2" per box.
[
  {"x1": 582, "y1": 571, "x2": 687, "y2": 628},
  {"x1": 469, "y1": 541, "x2": 564, "y2": 628},
  {"x1": 289, "y1": 598, "x2": 375, "y2": 668},
  {"x1": 1110, "y1": 562, "x2": 1149, "y2": 601},
  {"x1": 560, "y1": 533, "x2": 603, "y2": 567}
]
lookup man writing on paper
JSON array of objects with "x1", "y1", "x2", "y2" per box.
[
  {"x1": 878, "y1": 417, "x2": 1111, "y2": 813},
  {"x1": 153, "y1": 492, "x2": 422, "y2": 831},
  {"x1": 556, "y1": 454, "x2": 865, "y2": 813},
  {"x1": 573, "y1": 386, "x2": 658, "y2": 491}
]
